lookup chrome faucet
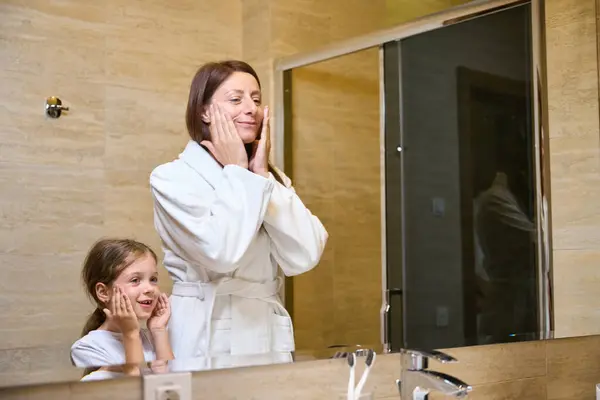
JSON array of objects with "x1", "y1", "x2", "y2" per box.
[{"x1": 397, "y1": 349, "x2": 472, "y2": 399}]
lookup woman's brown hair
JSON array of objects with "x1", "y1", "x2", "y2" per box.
[
  {"x1": 185, "y1": 60, "x2": 283, "y2": 183},
  {"x1": 80, "y1": 238, "x2": 157, "y2": 337}
]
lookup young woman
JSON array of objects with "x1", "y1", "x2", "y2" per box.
[
  {"x1": 71, "y1": 239, "x2": 173, "y2": 380},
  {"x1": 150, "y1": 60, "x2": 328, "y2": 370}
]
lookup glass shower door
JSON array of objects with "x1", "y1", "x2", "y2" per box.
[{"x1": 383, "y1": 2, "x2": 543, "y2": 350}]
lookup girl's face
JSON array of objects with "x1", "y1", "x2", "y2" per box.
[
  {"x1": 110, "y1": 253, "x2": 160, "y2": 321},
  {"x1": 209, "y1": 71, "x2": 263, "y2": 144}
]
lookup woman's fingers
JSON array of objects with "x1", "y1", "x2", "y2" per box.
[
  {"x1": 224, "y1": 109, "x2": 239, "y2": 138},
  {"x1": 258, "y1": 106, "x2": 271, "y2": 157},
  {"x1": 249, "y1": 106, "x2": 271, "y2": 175},
  {"x1": 216, "y1": 103, "x2": 235, "y2": 139},
  {"x1": 206, "y1": 105, "x2": 212, "y2": 136},
  {"x1": 260, "y1": 106, "x2": 270, "y2": 143},
  {"x1": 208, "y1": 104, "x2": 219, "y2": 141},
  {"x1": 213, "y1": 104, "x2": 227, "y2": 141},
  {"x1": 204, "y1": 103, "x2": 248, "y2": 169}
]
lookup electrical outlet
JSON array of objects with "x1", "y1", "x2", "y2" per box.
[
  {"x1": 436, "y1": 306, "x2": 449, "y2": 327},
  {"x1": 431, "y1": 197, "x2": 445, "y2": 217},
  {"x1": 143, "y1": 372, "x2": 192, "y2": 400}
]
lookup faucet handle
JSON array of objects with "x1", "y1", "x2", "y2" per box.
[{"x1": 400, "y1": 349, "x2": 458, "y2": 370}]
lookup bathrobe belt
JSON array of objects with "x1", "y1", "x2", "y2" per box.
[{"x1": 171, "y1": 277, "x2": 285, "y2": 357}]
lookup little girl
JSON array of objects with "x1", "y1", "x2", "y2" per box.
[{"x1": 71, "y1": 238, "x2": 174, "y2": 381}]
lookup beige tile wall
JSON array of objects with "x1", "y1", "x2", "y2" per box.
[
  {"x1": 546, "y1": 0, "x2": 600, "y2": 338},
  {"x1": 0, "y1": 0, "x2": 242, "y2": 386}
]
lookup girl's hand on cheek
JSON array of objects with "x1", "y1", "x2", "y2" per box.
[
  {"x1": 147, "y1": 293, "x2": 171, "y2": 332},
  {"x1": 103, "y1": 286, "x2": 140, "y2": 336}
]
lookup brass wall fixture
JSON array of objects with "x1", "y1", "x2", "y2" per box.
[{"x1": 45, "y1": 96, "x2": 69, "y2": 118}]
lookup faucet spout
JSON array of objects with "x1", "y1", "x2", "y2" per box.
[
  {"x1": 398, "y1": 349, "x2": 472, "y2": 399},
  {"x1": 404, "y1": 370, "x2": 472, "y2": 398}
]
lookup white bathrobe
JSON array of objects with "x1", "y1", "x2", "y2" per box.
[{"x1": 149, "y1": 140, "x2": 328, "y2": 370}]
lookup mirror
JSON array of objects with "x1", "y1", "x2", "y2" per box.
[
  {"x1": 0, "y1": 0, "x2": 581, "y2": 390},
  {"x1": 282, "y1": 0, "x2": 556, "y2": 355},
  {"x1": 382, "y1": 2, "x2": 548, "y2": 350},
  {"x1": 284, "y1": 48, "x2": 384, "y2": 361}
]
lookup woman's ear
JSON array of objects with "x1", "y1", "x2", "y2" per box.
[
  {"x1": 95, "y1": 282, "x2": 110, "y2": 304},
  {"x1": 201, "y1": 106, "x2": 210, "y2": 124}
]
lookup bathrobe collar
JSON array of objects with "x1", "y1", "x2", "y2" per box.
[{"x1": 179, "y1": 140, "x2": 223, "y2": 189}]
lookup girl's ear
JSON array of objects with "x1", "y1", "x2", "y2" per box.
[{"x1": 95, "y1": 283, "x2": 110, "y2": 304}]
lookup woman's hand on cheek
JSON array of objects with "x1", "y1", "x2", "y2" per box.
[
  {"x1": 248, "y1": 106, "x2": 270, "y2": 178},
  {"x1": 201, "y1": 103, "x2": 248, "y2": 169}
]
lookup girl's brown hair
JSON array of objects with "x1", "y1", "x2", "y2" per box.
[
  {"x1": 185, "y1": 60, "x2": 283, "y2": 183},
  {"x1": 80, "y1": 238, "x2": 157, "y2": 337}
]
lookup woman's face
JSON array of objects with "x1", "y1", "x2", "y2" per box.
[{"x1": 209, "y1": 71, "x2": 263, "y2": 144}]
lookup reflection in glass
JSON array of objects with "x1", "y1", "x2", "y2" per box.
[
  {"x1": 384, "y1": 3, "x2": 545, "y2": 350},
  {"x1": 285, "y1": 49, "x2": 383, "y2": 360}
]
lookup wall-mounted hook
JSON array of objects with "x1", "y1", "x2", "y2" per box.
[{"x1": 45, "y1": 96, "x2": 69, "y2": 118}]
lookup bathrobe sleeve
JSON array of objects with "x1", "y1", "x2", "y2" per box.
[
  {"x1": 150, "y1": 164, "x2": 274, "y2": 273},
  {"x1": 262, "y1": 169, "x2": 328, "y2": 276},
  {"x1": 484, "y1": 190, "x2": 536, "y2": 232}
]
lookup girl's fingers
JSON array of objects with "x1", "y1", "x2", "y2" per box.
[
  {"x1": 162, "y1": 294, "x2": 170, "y2": 311},
  {"x1": 113, "y1": 287, "x2": 120, "y2": 315},
  {"x1": 123, "y1": 294, "x2": 133, "y2": 314},
  {"x1": 107, "y1": 288, "x2": 114, "y2": 315},
  {"x1": 117, "y1": 287, "x2": 125, "y2": 315}
]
